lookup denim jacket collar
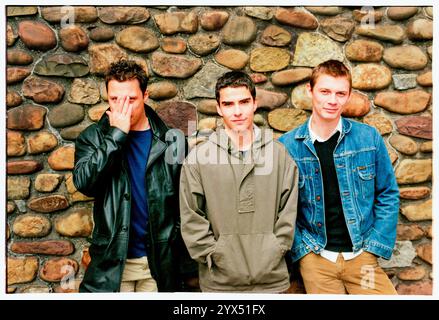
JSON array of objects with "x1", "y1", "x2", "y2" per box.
[{"x1": 294, "y1": 117, "x2": 353, "y2": 140}]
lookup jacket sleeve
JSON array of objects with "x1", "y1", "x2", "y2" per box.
[
  {"x1": 73, "y1": 125, "x2": 127, "y2": 197},
  {"x1": 274, "y1": 151, "x2": 299, "y2": 256},
  {"x1": 179, "y1": 160, "x2": 217, "y2": 267},
  {"x1": 364, "y1": 130, "x2": 400, "y2": 259},
  {"x1": 170, "y1": 138, "x2": 198, "y2": 277}
]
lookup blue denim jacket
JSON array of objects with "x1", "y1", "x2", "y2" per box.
[{"x1": 279, "y1": 118, "x2": 399, "y2": 262}]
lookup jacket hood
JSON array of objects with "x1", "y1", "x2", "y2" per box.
[{"x1": 208, "y1": 125, "x2": 273, "y2": 155}]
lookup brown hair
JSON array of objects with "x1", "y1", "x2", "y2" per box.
[
  {"x1": 215, "y1": 71, "x2": 256, "y2": 103},
  {"x1": 105, "y1": 59, "x2": 148, "y2": 93},
  {"x1": 309, "y1": 60, "x2": 352, "y2": 92}
]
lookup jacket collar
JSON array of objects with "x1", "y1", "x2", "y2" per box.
[
  {"x1": 144, "y1": 104, "x2": 169, "y2": 141},
  {"x1": 209, "y1": 125, "x2": 271, "y2": 155},
  {"x1": 294, "y1": 116, "x2": 352, "y2": 140}
]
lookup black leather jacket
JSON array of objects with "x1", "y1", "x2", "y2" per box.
[{"x1": 73, "y1": 105, "x2": 196, "y2": 292}]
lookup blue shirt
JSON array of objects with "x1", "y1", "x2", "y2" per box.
[{"x1": 125, "y1": 129, "x2": 152, "y2": 258}]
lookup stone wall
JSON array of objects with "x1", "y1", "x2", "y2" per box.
[{"x1": 6, "y1": 6, "x2": 432, "y2": 294}]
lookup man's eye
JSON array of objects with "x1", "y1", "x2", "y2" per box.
[{"x1": 337, "y1": 93, "x2": 347, "y2": 97}]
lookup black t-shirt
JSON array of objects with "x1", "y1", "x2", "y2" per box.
[{"x1": 314, "y1": 131, "x2": 353, "y2": 252}]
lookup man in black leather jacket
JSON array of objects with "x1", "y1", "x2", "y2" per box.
[{"x1": 73, "y1": 60, "x2": 197, "y2": 292}]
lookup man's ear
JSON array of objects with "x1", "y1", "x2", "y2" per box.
[
  {"x1": 253, "y1": 98, "x2": 258, "y2": 112},
  {"x1": 306, "y1": 83, "x2": 312, "y2": 98},
  {"x1": 216, "y1": 102, "x2": 223, "y2": 117},
  {"x1": 143, "y1": 90, "x2": 149, "y2": 103}
]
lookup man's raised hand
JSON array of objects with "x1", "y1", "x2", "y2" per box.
[{"x1": 106, "y1": 96, "x2": 133, "y2": 134}]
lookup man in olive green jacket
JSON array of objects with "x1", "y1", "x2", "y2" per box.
[{"x1": 180, "y1": 71, "x2": 298, "y2": 292}]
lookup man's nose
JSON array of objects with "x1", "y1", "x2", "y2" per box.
[
  {"x1": 328, "y1": 93, "x2": 337, "y2": 104},
  {"x1": 233, "y1": 104, "x2": 242, "y2": 115}
]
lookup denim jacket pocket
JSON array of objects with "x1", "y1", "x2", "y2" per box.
[
  {"x1": 358, "y1": 164, "x2": 376, "y2": 180},
  {"x1": 357, "y1": 164, "x2": 376, "y2": 199}
]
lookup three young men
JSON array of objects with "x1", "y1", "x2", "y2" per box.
[
  {"x1": 279, "y1": 60, "x2": 399, "y2": 294},
  {"x1": 179, "y1": 71, "x2": 299, "y2": 292},
  {"x1": 73, "y1": 60, "x2": 196, "y2": 292},
  {"x1": 75, "y1": 58, "x2": 398, "y2": 295}
]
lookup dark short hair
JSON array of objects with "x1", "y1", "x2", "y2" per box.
[
  {"x1": 309, "y1": 60, "x2": 352, "y2": 92},
  {"x1": 215, "y1": 71, "x2": 256, "y2": 103},
  {"x1": 105, "y1": 59, "x2": 148, "y2": 93}
]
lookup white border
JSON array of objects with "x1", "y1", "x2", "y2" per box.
[{"x1": 1, "y1": 0, "x2": 437, "y2": 302}]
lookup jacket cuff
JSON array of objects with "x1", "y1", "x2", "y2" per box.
[{"x1": 363, "y1": 241, "x2": 394, "y2": 260}]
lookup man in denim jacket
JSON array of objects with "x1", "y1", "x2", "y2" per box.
[{"x1": 279, "y1": 60, "x2": 398, "y2": 294}]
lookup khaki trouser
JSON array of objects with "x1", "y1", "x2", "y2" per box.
[
  {"x1": 120, "y1": 256, "x2": 158, "y2": 292},
  {"x1": 299, "y1": 251, "x2": 397, "y2": 295}
]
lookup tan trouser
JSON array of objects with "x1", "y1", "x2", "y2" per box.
[
  {"x1": 299, "y1": 251, "x2": 397, "y2": 295},
  {"x1": 120, "y1": 256, "x2": 158, "y2": 292}
]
